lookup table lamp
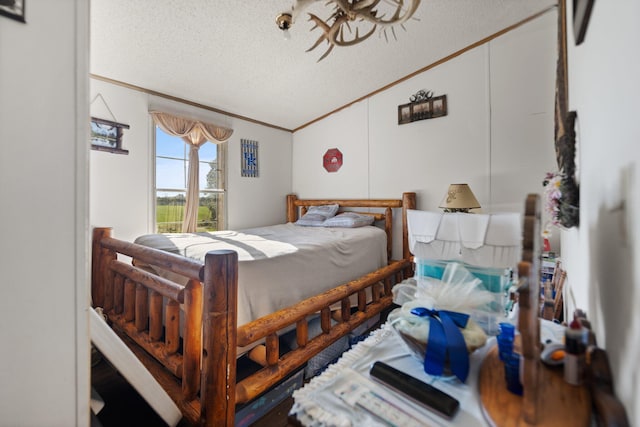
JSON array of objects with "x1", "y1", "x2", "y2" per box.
[{"x1": 439, "y1": 183, "x2": 481, "y2": 213}]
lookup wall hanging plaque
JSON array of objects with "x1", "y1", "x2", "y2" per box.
[
  {"x1": 90, "y1": 117, "x2": 129, "y2": 154},
  {"x1": 398, "y1": 90, "x2": 447, "y2": 125},
  {"x1": 90, "y1": 93, "x2": 129, "y2": 154},
  {"x1": 241, "y1": 139, "x2": 259, "y2": 177},
  {"x1": 323, "y1": 148, "x2": 343, "y2": 173}
]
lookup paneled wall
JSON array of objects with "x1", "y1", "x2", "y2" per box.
[
  {"x1": 564, "y1": 0, "x2": 640, "y2": 423},
  {"x1": 0, "y1": 0, "x2": 90, "y2": 425},
  {"x1": 293, "y1": 10, "x2": 558, "y2": 258}
]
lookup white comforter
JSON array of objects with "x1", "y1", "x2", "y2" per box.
[{"x1": 134, "y1": 223, "x2": 387, "y2": 326}]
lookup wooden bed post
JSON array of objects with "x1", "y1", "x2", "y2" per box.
[
  {"x1": 286, "y1": 194, "x2": 298, "y2": 223},
  {"x1": 182, "y1": 279, "x2": 203, "y2": 401},
  {"x1": 384, "y1": 207, "x2": 393, "y2": 261},
  {"x1": 402, "y1": 192, "x2": 417, "y2": 261},
  {"x1": 92, "y1": 227, "x2": 113, "y2": 308},
  {"x1": 200, "y1": 250, "x2": 238, "y2": 427},
  {"x1": 519, "y1": 194, "x2": 542, "y2": 424}
]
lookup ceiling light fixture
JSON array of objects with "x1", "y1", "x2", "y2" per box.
[
  {"x1": 278, "y1": 0, "x2": 421, "y2": 61},
  {"x1": 275, "y1": 13, "x2": 293, "y2": 40}
]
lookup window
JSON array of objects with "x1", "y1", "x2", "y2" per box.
[{"x1": 155, "y1": 126, "x2": 225, "y2": 232}]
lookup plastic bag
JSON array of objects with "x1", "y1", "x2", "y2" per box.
[
  {"x1": 392, "y1": 262, "x2": 495, "y2": 313},
  {"x1": 388, "y1": 262, "x2": 495, "y2": 378}
]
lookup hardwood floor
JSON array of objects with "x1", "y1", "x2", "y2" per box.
[{"x1": 92, "y1": 355, "x2": 188, "y2": 427}]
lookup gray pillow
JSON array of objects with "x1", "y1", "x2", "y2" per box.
[
  {"x1": 323, "y1": 212, "x2": 375, "y2": 228},
  {"x1": 295, "y1": 204, "x2": 340, "y2": 226}
]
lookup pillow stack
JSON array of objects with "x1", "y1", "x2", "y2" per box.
[{"x1": 295, "y1": 205, "x2": 375, "y2": 228}]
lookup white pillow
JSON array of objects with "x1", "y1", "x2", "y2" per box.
[
  {"x1": 323, "y1": 212, "x2": 375, "y2": 228},
  {"x1": 295, "y1": 204, "x2": 339, "y2": 226}
]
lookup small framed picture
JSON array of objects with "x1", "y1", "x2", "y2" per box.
[
  {"x1": 398, "y1": 103, "x2": 412, "y2": 125},
  {"x1": 431, "y1": 95, "x2": 448, "y2": 118},
  {"x1": 91, "y1": 117, "x2": 130, "y2": 154},
  {"x1": 398, "y1": 94, "x2": 447, "y2": 125},
  {"x1": 412, "y1": 101, "x2": 431, "y2": 121},
  {"x1": 0, "y1": 0, "x2": 25, "y2": 23}
]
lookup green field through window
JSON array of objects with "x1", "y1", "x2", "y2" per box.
[{"x1": 156, "y1": 205, "x2": 217, "y2": 233}]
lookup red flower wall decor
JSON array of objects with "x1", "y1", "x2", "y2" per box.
[{"x1": 323, "y1": 148, "x2": 343, "y2": 172}]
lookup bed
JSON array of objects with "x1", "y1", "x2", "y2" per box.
[{"x1": 91, "y1": 192, "x2": 416, "y2": 426}]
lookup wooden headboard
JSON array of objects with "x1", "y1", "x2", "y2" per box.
[{"x1": 286, "y1": 192, "x2": 416, "y2": 262}]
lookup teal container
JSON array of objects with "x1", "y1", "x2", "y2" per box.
[{"x1": 414, "y1": 258, "x2": 510, "y2": 294}]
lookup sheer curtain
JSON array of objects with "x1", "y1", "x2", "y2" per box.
[{"x1": 150, "y1": 112, "x2": 233, "y2": 232}]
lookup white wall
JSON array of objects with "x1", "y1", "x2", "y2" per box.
[
  {"x1": 293, "y1": 10, "x2": 558, "y2": 258},
  {"x1": 564, "y1": 0, "x2": 640, "y2": 422},
  {"x1": 0, "y1": 0, "x2": 90, "y2": 425},
  {"x1": 91, "y1": 81, "x2": 152, "y2": 242},
  {"x1": 489, "y1": 13, "x2": 558, "y2": 213},
  {"x1": 90, "y1": 79, "x2": 293, "y2": 242},
  {"x1": 226, "y1": 119, "x2": 293, "y2": 230},
  {"x1": 292, "y1": 102, "x2": 370, "y2": 199}
]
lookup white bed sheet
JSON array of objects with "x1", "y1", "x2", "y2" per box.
[{"x1": 134, "y1": 223, "x2": 388, "y2": 327}]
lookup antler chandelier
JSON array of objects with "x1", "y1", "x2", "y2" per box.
[{"x1": 277, "y1": 0, "x2": 421, "y2": 61}]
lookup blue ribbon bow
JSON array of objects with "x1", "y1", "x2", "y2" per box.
[{"x1": 410, "y1": 306, "x2": 470, "y2": 383}]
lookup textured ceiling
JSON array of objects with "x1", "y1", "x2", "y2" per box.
[{"x1": 90, "y1": 0, "x2": 556, "y2": 131}]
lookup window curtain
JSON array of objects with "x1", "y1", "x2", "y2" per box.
[{"x1": 150, "y1": 111, "x2": 233, "y2": 232}]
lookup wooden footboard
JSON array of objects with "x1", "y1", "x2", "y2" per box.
[{"x1": 91, "y1": 192, "x2": 416, "y2": 426}]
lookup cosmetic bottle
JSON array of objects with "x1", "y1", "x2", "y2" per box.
[{"x1": 564, "y1": 315, "x2": 588, "y2": 385}]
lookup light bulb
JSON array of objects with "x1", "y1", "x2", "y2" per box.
[{"x1": 276, "y1": 13, "x2": 293, "y2": 40}]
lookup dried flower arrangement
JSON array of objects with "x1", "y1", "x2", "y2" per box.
[{"x1": 545, "y1": 111, "x2": 580, "y2": 228}]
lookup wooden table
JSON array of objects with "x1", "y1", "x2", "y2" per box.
[{"x1": 478, "y1": 343, "x2": 591, "y2": 427}]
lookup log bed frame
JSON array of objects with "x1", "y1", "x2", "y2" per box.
[{"x1": 91, "y1": 192, "x2": 417, "y2": 426}]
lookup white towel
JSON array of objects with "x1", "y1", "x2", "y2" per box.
[
  {"x1": 407, "y1": 211, "x2": 521, "y2": 269},
  {"x1": 435, "y1": 213, "x2": 460, "y2": 242},
  {"x1": 407, "y1": 210, "x2": 442, "y2": 243},
  {"x1": 457, "y1": 213, "x2": 490, "y2": 249},
  {"x1": 407, "y1": 209, "x2": 448, "y2": 259},
  {"x1": 462, "y1": 213, "x2": 521, "y2": 269},
  {"x1": 484, "y1": 213, "x2": 521, "y2": 246}
]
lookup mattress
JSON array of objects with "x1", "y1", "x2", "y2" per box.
[{"x1": 134, "y1": 223, "x2": 388, "y2": 327}]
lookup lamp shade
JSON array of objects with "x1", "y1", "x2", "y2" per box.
[{"x1": 439, "y1": 184, "x2": 481, "y2": 212}]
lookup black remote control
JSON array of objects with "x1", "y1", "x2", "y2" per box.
[{"x1": 369, "y1": 361, "x2": 460, "y2": 419}]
